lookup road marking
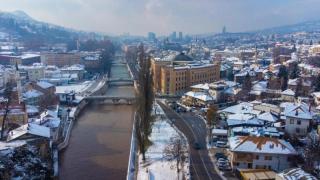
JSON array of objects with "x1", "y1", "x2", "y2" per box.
[
  {"x1": 198, "y1": 150, "x2": 213, "y2": 180},
  {"x1": 158, "y1": 102, "x2": 201, "y2": 180},
  {"x1": 189, "y1": 155, "x2": 200, "y2": 180},
  {"x1": 163, "y1": 103, "x2": 213, "y2": 180}
]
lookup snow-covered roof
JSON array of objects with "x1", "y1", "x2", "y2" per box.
[
  {"x1": 60, "y1": 64, "x2": 85, "y2": 71},
  {"x1": 257, "y1": 112, "x2": 279, "y2": 123},
  {"x1": 282, "y1": 89, "x2": 295, "y2": 96},
  {"x1": 7, "y1": 123, "x2": 51, "y2": 141},
  {"x1": 252, "y1": 81, "x2": 268, "y2": 92},
  {"x1": 0, "y1": 140, "x2": 26, "y2": 151},
  {"x1": 229, "y1": 136, "x2": 297, "y2": 155},
  {"x1": 277, "y1": 168, "x2": 317, "y2": 180},
  {"x1": 40, "y1": 109, "x2": 58, "y2": 120},
  {"x1": 220, "y1": 102, "x2": 260, "y2": 115},
  {"x1": 190, "y1": 83, "x2": 210, "y2": 90},
  {"x1": 55, "y1": 81, "x2": 92, "y2": 94},
  {"x1": 23, "y1": 89, "x2": 43, "y2": 99},
  {"x1": 227, "y1": 116, "x2": 264, "y2": 127},
  {"x1": 21, "y1": 53, "x2": 40, "y2": 59},
  {"x1": 288, "y1": 78, "x2": 311, "y2": 87},
  {"x1": 312, "y1": 92, "x2": 320, "y2": 98},
  {"x1": 185, "y1": 91, "x2": 215, "y2": 102},
  {"x1": 37, "y1": 81, "x2": 54, "y2": 89},
  {"x1": 26, "y1": 105, "x2": 39, "y2": 114},
  {"x1": 250, "y1": 81, "x2": 268, "y2": 95},
  {"x1": 281, "y1": 102, "x2": 313, "y2": 120}
]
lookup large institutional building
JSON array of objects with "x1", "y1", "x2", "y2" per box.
[
  {"x1": 152, "y1": 53, "x2": 220, "y2": 95},
  {"x1": 41, "y1": 52, "x2": 81, "y2": 67}
]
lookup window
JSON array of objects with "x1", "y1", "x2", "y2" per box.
[
  {"x1": 290, "y1": 119, "x2": 294, "y2": 124},
  {"x1": 247, "y1": 163, "x2": 252, "y2": 168},
  {"x1": 264, "y1": 156, "x2": 272, "y2": 160},
  {"x1": 297, "y1": 120, "x2": 301, "y2": 125},
  {"x1": 255, "y1": 155, "x2": 259, "y2": 160}
]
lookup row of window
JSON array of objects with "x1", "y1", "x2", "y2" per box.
[
  {"x1": 235, "y1": 162, "x2": 272, "y2": 170},
  {"x1": 289, "y1": 119, "x2": 302, "y2": 125},
  {"x1": 256, "y1": 155, "x2": 272, "y2": 160}
]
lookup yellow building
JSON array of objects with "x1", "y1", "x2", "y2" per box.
[{"x1": 152, "y1": 53, "x2": 220, "y2": 95}]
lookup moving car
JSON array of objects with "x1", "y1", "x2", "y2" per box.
[{"x1": 193, "y1": 142, "x2": 201, "y2": 150}]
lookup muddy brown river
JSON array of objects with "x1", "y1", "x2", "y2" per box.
[{"x1": 59, "y1": 60, "x2": 135, "y2": 180}]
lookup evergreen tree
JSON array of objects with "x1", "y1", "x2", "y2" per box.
[
  {"x1": 242, "y1": 72, "x2": 252, "y2": 92},
  {"x1": 135, "y1": 43, "x2": 155, "y2": 161},
  {"x1": 314, "y1": 74, "x2": 320, "y2": 92},
  {"x1": 278, "y1": 65, "x2": 288, "y2": 91},
  {"x1": 289, "y1": 62, "x2": 300, "y2": 79},
  {"x1": 295, "y1": 78, "x2": 304, "y2": 98}
]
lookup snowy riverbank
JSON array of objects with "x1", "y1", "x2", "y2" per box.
[{"x1": 137, "y1": 103, "x2": 190, "y2": 180}]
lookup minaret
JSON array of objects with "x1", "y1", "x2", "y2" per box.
[
  {"x1": 15, "y1": 62, "x2": 22, "y2": 104},
  {"x1": 255, "y1": 45, "x2": 258, "y2": 66}
]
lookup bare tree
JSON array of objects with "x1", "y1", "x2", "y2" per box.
[
  {"x1": 135, "y1": 43, "x2": 155, "y2": 161},
  {"x1": 163, "y1": 136, "x2": 187, "y2": 180},
  {"x1": 303, "y1": 135, "x2": 320, "y2": 177},
  {"x1": 0, "y1": 83, "x2": 13, "y2": 140},
  {"x1": 206, "y1": 105, "x2": 219, "y2": 144},
  {"x1": 39, "y1": 94, "x2": 58, "y2": 111}
]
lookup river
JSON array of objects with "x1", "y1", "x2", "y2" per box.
[{"x1": 59, "y1": 60, "x2": 135, "y2": 180}]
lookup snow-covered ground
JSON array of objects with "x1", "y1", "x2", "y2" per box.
[
  {"x1": 55, "y1": 81, "x2": 93, "y2": 95},
  {"x1": 137, "y1": 103, "x2": 190, "y2": 180}
]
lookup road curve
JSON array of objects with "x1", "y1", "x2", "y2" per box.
[{"x1": 157, "y1": 100, "x2": 222, "y2": 180}]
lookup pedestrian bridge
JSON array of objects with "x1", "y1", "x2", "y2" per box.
[
  {"x1": 107, "y1": 78, "x2": 134, "y2": 86},
  {"x1": 85, "y1": 95, "x2": 136, "y2": 105}
]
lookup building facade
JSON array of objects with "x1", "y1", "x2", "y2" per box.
[
  {"x1": 152, "y1": 53, "x2": 220, "y2": 95},
  {"x1": 229, "y1": 136, "x2": 297, "y2": 172},
  {"x1": 41, "y1": 52, "x2": 81, "y2": 67}
]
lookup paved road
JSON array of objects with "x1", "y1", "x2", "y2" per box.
[{"x1": 158, "y1": 100, "x2": 222, "y2": 180}]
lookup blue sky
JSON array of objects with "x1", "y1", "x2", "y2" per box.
[{"x1": 0, "y1": 0, "x2": 319, "y2": 36}]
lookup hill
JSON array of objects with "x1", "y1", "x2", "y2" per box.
[{"x1": 0, "y1": 10, "x2": 94, "y2": 43}]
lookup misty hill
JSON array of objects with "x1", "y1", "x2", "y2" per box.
[
  {"x1": 0, "y1": 10, "x2": 91, "y2": 43},
  {"x1": 256, "y1": 20, "x2": 320, "y2": 34}
]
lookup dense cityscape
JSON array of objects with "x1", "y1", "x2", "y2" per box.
[{"x1": 0, "y1": 2, "x2": 320, "y2": 180}]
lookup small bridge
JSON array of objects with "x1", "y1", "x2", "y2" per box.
[
  {"x1": 107, "y1": 78, "x2": 134, "y2": 86},
  {"x1": 85, "y1": 95, "x2": 136, "y2": 105},
  {"x1": 107, "y1": 78, "x2": 134, "y2": 83}
]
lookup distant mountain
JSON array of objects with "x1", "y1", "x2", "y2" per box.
[
  {"x1": 0, "y1": 10, "x2": 94, "y2": 43},
  {"x1": 256, "y1": 20, "x2": 320, "y2": 34}
]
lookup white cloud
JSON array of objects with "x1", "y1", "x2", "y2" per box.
[{"x1": 0, "y1": 0, "x2": 319, "y2": 35}]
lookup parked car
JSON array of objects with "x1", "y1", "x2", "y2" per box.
[
  {"x1": 217, "y1": 161, "x2": 228, "y2": 167},
  {"x1": 218, "y1": 164, "x2": 231, "y2": 171},
  {"x1": 215, "y1": 141, "x2": 229, "y2": 148},
  {"x1": 217, "y1": 159, "x2": 231, "y2": 171},
  {"x1": 217, "y1": 158, "x2": 229, "y2": 163},
  {"x1": 215, "y1": 153, "x2": 227, "y2": 159}
]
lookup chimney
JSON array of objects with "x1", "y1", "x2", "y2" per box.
[{"x1": 309, "y1": 104, "x2": 311, "y2": 112}]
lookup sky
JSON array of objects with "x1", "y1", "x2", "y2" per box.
[{"x1": 0, "y1": 0, "x2": 320, "y2": 36}]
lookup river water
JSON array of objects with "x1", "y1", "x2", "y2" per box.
[{"x1": 59, "y1": 61, "x2": 135, "y2": 180}]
